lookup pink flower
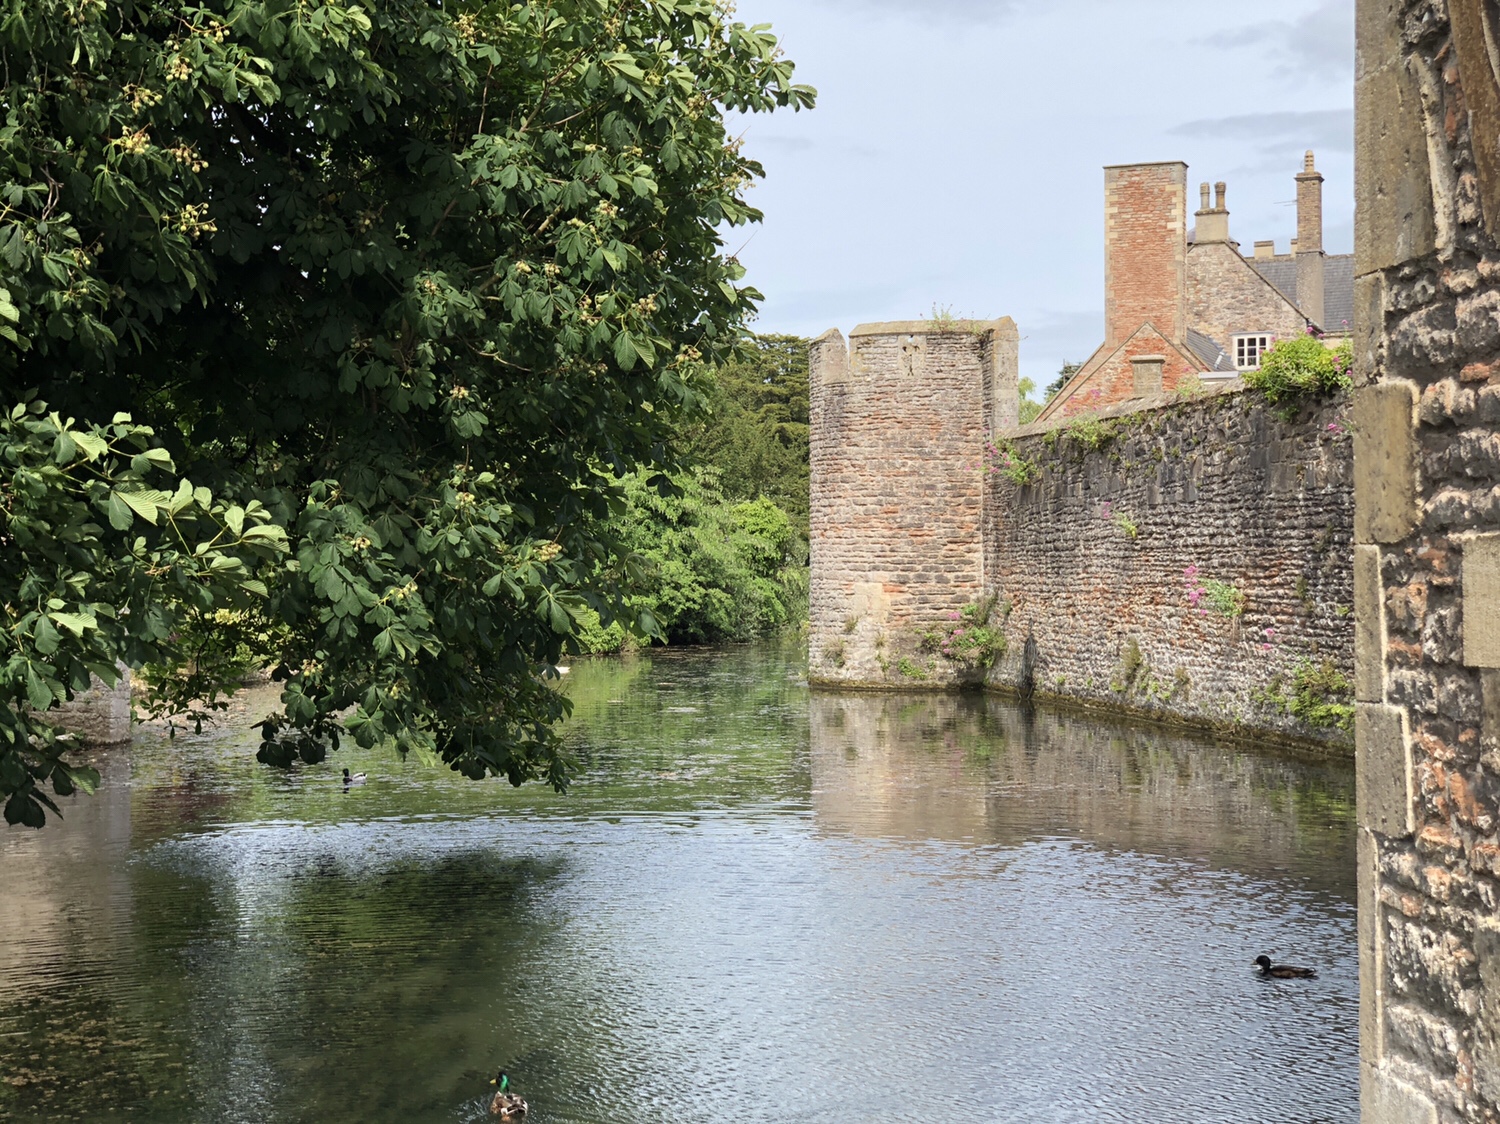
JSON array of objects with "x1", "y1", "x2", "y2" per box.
[
  {"x1": 1326, "y1": 422, "x2": 1343, "y2": 434},
  {"x1": 1261, "y1": 643, "x2": 1273, "y2": 651},
  {"x1": 948, "y1": 611, "x2": 962, "y2": 621},
  {"x1": 1183, "y1": 565, "x2": 1199, "y2": 579}
]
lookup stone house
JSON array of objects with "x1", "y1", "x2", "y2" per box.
[{"x1": 1037, "y1": 152, "x2": 1355, "y2": 422}]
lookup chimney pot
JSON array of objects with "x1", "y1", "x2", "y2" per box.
[
  {"x1": 1304, "y1": 149, "x2": 1316, "y2": 173},
  {"x1": 1200, "y1": 182, "x2": 1211, "y2": 210},
  {"x1": 1214, "y1": 181, "x2": 1227, "y2": 211}
]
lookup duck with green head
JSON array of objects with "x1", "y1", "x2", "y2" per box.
[{"x1": 488, "y1": 1071, "x2": 527, "y2": 1119}]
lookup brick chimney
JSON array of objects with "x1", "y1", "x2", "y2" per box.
[
  {"x1": 1194, "y1": 180, "x2": 1232, "y2": 245},
  {"x1": 1104, "y1": 162, "x2": 1188, "y2": 347},
  {"x1": 1296, "y1": 150, "x2": 1326, "y2": 327}
]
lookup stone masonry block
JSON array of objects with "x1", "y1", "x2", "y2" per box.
[
  {"x1": 1450, "y1": 0, "x2": 1500, "y2": 237},
  {"x1": 1360, "y1": 1063, "x2": 1439, "y2": 1124},
  {"x1": 1355, "y1": 0, "x2": 1436, "y2": 273},
  {"x1": 1477, "y1": 920, "x2": 1500, "y2": 1105},
  {"x1": 1354, "y1": 381, "x2": 1420, "y2": 545},
  {"x1": 1360, "y1": 828, "x2": 1386, "y2": 1063},
  {"x1": 1353, "y1": 272, "x2": 1386, "y2": 388},
  {"x1": 988, "y1": 318, "x2": 1020, "y2": 433},
  {"x1": 1355, "y1": 545, "x2": 1386, "y2": 703},
  {"x1": 1357, "y1": 702, "x2": 1414, "y2": 838},
  {"x1": 810, "y1": 328, "x2": 849, "y2": 387},
  {"x1": 1466, "y1": 534, "x2": 1500, "y2": 667}
]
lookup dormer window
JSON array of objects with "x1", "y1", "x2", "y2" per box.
[{"x1": 1234, "y1": 333, "x2": 1274, "y2": 371}]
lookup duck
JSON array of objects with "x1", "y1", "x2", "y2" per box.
[
  {"x1": 488, "y1": 1071, "x2": 528, "y2": 1118},
  {"x1": 1254, "y1": 954, "x2": 1317, "y2": 979},
  {"x1": 341, "y1": 769, "x2": 367, "y2": 786}
]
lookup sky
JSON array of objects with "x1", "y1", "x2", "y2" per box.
[{"x1": 728, "y1": 0, "x2": 1355, "y2": 387}]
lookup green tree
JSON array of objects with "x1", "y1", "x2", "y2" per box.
[
  {"x1": 1045, "y1": 361, "x2": 1083, "y2": 402},
  {"x1": 684, "y1": 334, "x2": 809, "y2": 535},
  {"x1": 1018, "y1": 377, "x2": 1042, "y2": 425},
  {"x1": 0, "y1": 0, "x2": 813, "y2": 822}
]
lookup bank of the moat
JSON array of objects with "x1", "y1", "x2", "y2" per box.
[
  {"x1": 1, "y1": 643, "x2": 1357, "y2": 1123},
  {"x1": 809, "y1": 323, "x2": 1353, "y2": 751}
]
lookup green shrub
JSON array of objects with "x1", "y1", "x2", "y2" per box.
[
  {"x1": 1200, "y1": 579, "x2": 1246, "y2": 618},
  {"x1": 1243, "y1": 337, "x2": 1353, "y2": 404},
  {"x1": 1066, "y1": 414, "x2": 1117, "y2": 451},
  {"x1": 589, "y1": 469, "x2": 807, "y2": 652},
  {"x1": 918, "y1": 597, "x2": 1007, "y2": 669},
  {"x1": 1254, "y1": 660, "x2": 1354, "y2": 732},
  {"x1": 984, "y1": 437, "x2": 1040, "y2": 485}
]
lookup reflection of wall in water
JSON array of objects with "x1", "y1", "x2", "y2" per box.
[
  {"x1": 0, "y1": 748, "x2": 134, "y2": 986},
  {"x1": 809, "y1": 691, "x2": 1355, "y2": 890}
]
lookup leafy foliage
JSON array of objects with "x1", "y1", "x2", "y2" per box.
[
  {"x1": 1065, "y1": 414, "x2": 1117, "y2": 451},
  {"x1": 983, "y1": 436, "x2": 1039, "y2": 486},
  {"x1": 0, "y1": 401, "x2": 287, "y2": 825},
  {"x1": 0, "y1": 0, "x2": 813, "y2": 821},
  {"x1": 1242, "y1": 337, "x2": 1354, "y2": 405},
  {"x1": 1017, "y1": 377, "x2": 1042, "y2": 425},
  {"x1": 581, "y1": 468, "x2": 806, "y2": 649},
  {"x1": 682, "y1": 334, "x2": 809, "y2": 536},
  {"x1": 1254, "y1": 659, "x2": 1355, "y2": 732},
  {"x1": 919, "y1": 597, "x2": 1006, "y2": 669},
  {"x1": 1045, "y1": 361, "x2": 1082, "y2": 402}
]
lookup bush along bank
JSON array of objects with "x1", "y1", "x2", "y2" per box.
[{"x1": 572, "y1": 468, "x2": 807, "y2": 654}]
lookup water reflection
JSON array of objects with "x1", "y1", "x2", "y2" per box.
[
  {"x1": 809, "y1": 691, "x2": 1356, "y2": 891},
  {"x1": 0, "y1": 643, "x2": 1357, "y2": 1123}
]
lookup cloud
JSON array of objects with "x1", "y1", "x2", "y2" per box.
[
  {"x1": 747, "y1": 134, "x2": 883, "y2": 160},
  {"x1": 813, "y1": 0, "x2": 1022, "y2": 24},
  {"x1": 1169, "y1": 109, "x2": 1354, "y2": 155},
  {"x1": 1199, "y1": 0, "x2": 1354, "y2": 80}
]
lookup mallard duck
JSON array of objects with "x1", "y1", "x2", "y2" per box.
[
  {"x1": 1254, "y1": 954, "x2": 1316, "y2": 979},
  {"x1": 341, "y1": 769, "x2": 367, "y2": 786},
  {"x1": 488, "y1": 1071, "x2": 527, "y2": 1119}
]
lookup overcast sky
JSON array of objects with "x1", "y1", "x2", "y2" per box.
[{"x1": 729, "y1": 0, "x2": 1355, "y2": 386}]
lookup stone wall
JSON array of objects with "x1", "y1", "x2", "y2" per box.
[
  {"x1": 985, "y1": 383, "x2": 1355, "y2": 749},
  {"x1": 1187, "y1": 239, "x2": 1308, "y2": 354},
  {"x1": 808, "y1": 319, "x2": 1018, "y2": 687},
  {"x1": 49, "y1": 670, "x2": 132, "y2": 746},
  {"x1": 1354, "y1": 0, "x2": 1500, "y2": 1119}
]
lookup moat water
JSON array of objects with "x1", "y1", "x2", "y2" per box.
[{"x1": 1, "y1": 642, "x2": 1358, "y2": 1123}]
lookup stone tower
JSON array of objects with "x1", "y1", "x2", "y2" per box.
[{"x1": 808, "y1": 318, "x2": 1019, "y2": 687}]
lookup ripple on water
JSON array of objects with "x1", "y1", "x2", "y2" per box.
[{"x1": 0, "y1": 642, "x2": 1357, "y2": 1123}]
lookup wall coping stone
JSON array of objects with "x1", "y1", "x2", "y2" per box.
[{"x1": 847, "y1": 318, "x2": 1014, "y2": 338}]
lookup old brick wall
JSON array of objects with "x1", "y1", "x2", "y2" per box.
[
  {"x1": 1354, "y1": 0, "x2": 1500, "y2": 1120},
  {"x1": 808, "y1": 320, "x2": 1018, "y2": 686},
  {"x1": 1104, "y1": 162, "x2": 1188, "y2": 347},
  {"x1": 1187, "y1": 241, "x2": 1310, "y2": 354},
  {"x1": 985, "y1": 384, "x2": 1356, "y2": 748},
  {"x1": 1048, "y1": 326, "x2": 1204, "y2": 420}
]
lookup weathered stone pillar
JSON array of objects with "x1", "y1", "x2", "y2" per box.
[{"x1": 1355, "y1": 0, "x2": 1500, "y2": 1118}]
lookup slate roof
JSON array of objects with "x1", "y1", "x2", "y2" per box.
[
  {"x1": 1186, "y1": 329, "x2": 1235, "y2": 372},
  {"x1": 1250, "y1": 254, "x2": 1356, "y2": 333}
]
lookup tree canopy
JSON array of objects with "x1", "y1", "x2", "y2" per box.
[{"x1": 0, "y1": 0, "x2": 813, "y2": 825}]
